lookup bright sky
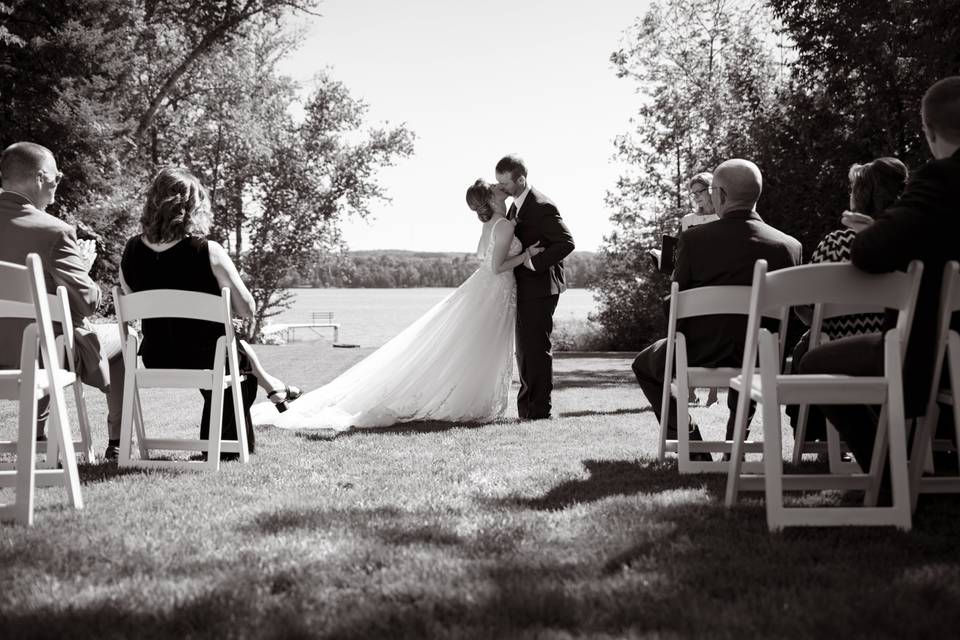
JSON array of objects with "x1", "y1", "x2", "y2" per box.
[{"x1": 278, "y1": 0, "x2": 649, "y2": 253}]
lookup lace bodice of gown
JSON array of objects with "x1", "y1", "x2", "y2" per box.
[
  {"x1": 481, "y1": 218, "x2": 524, "y2": 272},
  {"x1": 250, "y1": 217, "x2": 521, "y2": 431}
]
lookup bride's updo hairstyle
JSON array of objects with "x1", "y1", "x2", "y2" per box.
[
  {"x1": 465, "y1": 179, "x2": 494, "y2": 222},
  {"x1": 141, "y1": 166, "x2": 213, "y2": 243}
]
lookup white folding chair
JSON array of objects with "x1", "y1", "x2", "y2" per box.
[
  {"x1": 113, "y1": 286, "x2": 250, "y2": 471},
  {"x1": 658, "y1": 282, "x2": 786, "y2": 473},
  {"x1": 791, "y1": 307, "x2": 882, "y2": 474},
  {"x1": 39, "y1": 286, "x2": 96, "y2": 464},
  {"x1": 908, "y1": 261, "x2": 960, "y2": 510},
  {"x1": 0, "y1": 255, "x2": 84, "y2": 525},
  {"x1": 725, "y1": 260, "x2": 922, "y2": 531}
]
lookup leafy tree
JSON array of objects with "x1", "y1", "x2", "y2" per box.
[
  {"x1": 240, "y1": 73, "x2": 415, "y2": 336},
  {"x1": 754, "y1": 0, "x2": 960, "y2": 250},
  {"x1": 597, "y1": 0, "x2": 783, "y2": 348}
]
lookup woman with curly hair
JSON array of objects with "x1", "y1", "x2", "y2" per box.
[{"x1": 120, "y1": 167, "x2": 301, "y2": 457}]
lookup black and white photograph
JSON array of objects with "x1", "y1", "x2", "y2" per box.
[{"x1": 1, "y1": 0, "x2": 959, "y2": 637}]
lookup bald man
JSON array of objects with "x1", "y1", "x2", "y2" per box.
[
  {"x1": 0, "y1": 142, "x2": 124, "y2": 461},
  {"x1": 632, "y1": 159, "x2": 801, "y2": 459},
  {"x1": 800, "y1": 77, "x2": 960, "y2": 486}
]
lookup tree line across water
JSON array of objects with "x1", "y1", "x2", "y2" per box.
[{"x1": 281, "y1": 251, "x2": 602, "y2": 289}]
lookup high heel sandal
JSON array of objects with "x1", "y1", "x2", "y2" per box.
[{"x1": 267, "y1": 385, "x2": 303, "y2": 413}]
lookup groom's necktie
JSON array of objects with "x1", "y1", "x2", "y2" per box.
[{"x1": 507, "y1": 203, "x2": 518, "y2": 221}]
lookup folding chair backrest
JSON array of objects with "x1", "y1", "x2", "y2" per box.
[
  {"x1": 669, "y1": 283, "x2": 785, "y2": 324},
  {"x1": 114, "y1": 287, "x2": 236, "y2": 347},
  {"x1": 115, "y1": 288, "x2": 232, "y2": 323},
  {"x1": 0, "y1": 261, "x2": 38, "y2": 320},
  {"x1": 756, "y1": 260, "x2": 922, "y2": 355},
  {"x1": 925, "y1": 262, "x2": 960, "y2": 409},
  {"x1": 941, "y1": 261, "x2": 960, "y2": 317},
  {"x1": 0, "y1": 256, "x2": 61, "y2": 369}
]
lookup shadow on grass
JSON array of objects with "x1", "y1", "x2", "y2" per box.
[
  {"x1": 553, "y1": 368, "x2": 634, "y2": 390},
  {"x1": 555, "y1": 352, "x2": 635, "y2": 360},
  {"x1": 501, "y1": 458, "x2": 722, "y2": 511},
  {"x1": 296, "y1": 419, "x2": 492, "y2": 441},
  {"x1": 559, "y1": 407, "x2": 652, "y2": 418},
  {"x1": 77, "y1": 462, "x2": 159, "y2": 484}
]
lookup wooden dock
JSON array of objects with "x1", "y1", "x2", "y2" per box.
[{"x1": 262, "y1": 311, "x2": 340, "y2": 342}]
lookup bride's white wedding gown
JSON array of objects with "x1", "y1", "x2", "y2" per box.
[{"x1": 251, "y1": 219, "x2": 522, "y2": 431}]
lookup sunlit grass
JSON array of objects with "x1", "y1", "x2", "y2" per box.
[{"x1": 1, "y1": 346, "x2": 959, "y2": 638}]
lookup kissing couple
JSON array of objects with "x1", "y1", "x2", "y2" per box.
[{"x1": 251, "y1": 154, "x2": 575, "y2": 431}]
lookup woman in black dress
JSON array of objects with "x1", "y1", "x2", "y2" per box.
[{"x1": 120, "y1": 167, "x2": 300, "y2": 454}]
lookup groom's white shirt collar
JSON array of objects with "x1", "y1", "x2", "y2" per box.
[{"x1": 513, "y1": 185, "x2": 531, "y2": 214}]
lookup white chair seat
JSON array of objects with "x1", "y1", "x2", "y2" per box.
[{"x1": 730, "y1": 373, "x2": 888, "y2": 404}]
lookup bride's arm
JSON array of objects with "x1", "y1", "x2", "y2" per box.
[{"x1": 491, "y1": 223, "x2": 541, "y2": 274}]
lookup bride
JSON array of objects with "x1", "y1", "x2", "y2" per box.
[{"x1": 250, "y1": 179, "x2": 544, "y2": 431}]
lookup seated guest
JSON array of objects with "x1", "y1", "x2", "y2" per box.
[
  {"x1": 786, "y1": 157, "x2": 908, "y2": 443},
  {"x1": 0, "y1": 142, "x2": 125, "y2": 461},
  {"x1": 681, "y1": 172, "x2": 720, "y2": 231},
  {"x1": 799, "y1": 77, "x2": 960, "y2": 481},
  {"x1": 683, "y1": 172, "x2": 720, "y2": 407},
  {"x1": 120, "y1": 167, "x2": 301, "y2": 456},
  {"x1": 632, "y1": 159, "x2": 802, "y2": 461}
]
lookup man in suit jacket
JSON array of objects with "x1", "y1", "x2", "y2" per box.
[
  {"x1": 495, "y1": 155, "x2": 575, "y2": 420},
  {"x1": 800, "y1": 77, "x2": 960, "y2": 477},
  {"x1": 0, "y1": 142, "x2": 124, "y2": 460},
  {"x1": 632, "y1": 159, "x2": 801, "y2": 457}
]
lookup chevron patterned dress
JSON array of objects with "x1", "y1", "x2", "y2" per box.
[{"x1": 810, "y1": 228, "x2": 885, "y2": 339}]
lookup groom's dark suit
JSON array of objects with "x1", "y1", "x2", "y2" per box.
[{"x1": 511, "y1": 186, "x2": 575, "y2": 419}]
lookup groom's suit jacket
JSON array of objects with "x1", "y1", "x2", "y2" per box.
[
  {"x1": 0, "y1": 191, "x2": 102, "y2": 375},
  {"x1": 672, "y1": 209, "x2": 801, "y2": 368},
  {"x1": 512, "y1": 187, "x2": 575, "y2": 300}
]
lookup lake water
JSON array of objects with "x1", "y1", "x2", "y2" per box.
[{"x1": 273, "y1": 288, "x2": 598, "y2": 347}]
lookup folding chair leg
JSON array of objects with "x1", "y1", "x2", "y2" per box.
[
  {"x1": 864, "y1": 404, "x2": 889, "y2": 507},
  {"x1": 725, "y1": 377, "x2": 754, "y2": 507},
  {"x1": 119, "y1": 341, "x2": 139, "y2": 466},
  {"x1": 11, "y1": 382, "x2": 40, "y2": 525},
  {"x1": 909, "y1": 407, "x2": 937, "y2": 512},
  {"x1": 677, "y1": 386, "x2": 692, "y2": 473},
  {"x1": 231, "y1": 380, "x2": 249, "y2": 464},
  {"x1": 763, "y1": 395, "x2": 785, "y2": 531},
  {"x1": 228, "y1": 342, "x2": 250, "y2": 464},
  {"x1": 792, "y1": 404, "x2": 809, "y2": 465},
  {"x1": 757, "y1": 331, "x2": 785, "y2": 531},
  {"x1": 950, "y1": 332, "x2": 960, "y2": 475},
  {"x1": 48, "y1": 384, "x2": 82, "y2": 509},
  {"x1": 884, "y1": 340, "x2": 912, "y2": 530},
  {"x1": 207, "y1": 375, "x2": 225, "y2": 473},
  {"x1": 658, "y1": 382, "x2": 672, "y2": 461},
  {"x1": 73, "y1": 381, "x2": 95, "y2": 462},
  {"x1": 133, "y1": 389, "x2": 148, "y2": 459}
]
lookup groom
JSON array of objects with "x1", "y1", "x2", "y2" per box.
[{"x1": 495, "y1": 154, "x2": 575, "y2": 420}]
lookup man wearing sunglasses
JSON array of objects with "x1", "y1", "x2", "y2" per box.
[{"x1": 0, "y1": 141, "x2": 124, "y2": 461}]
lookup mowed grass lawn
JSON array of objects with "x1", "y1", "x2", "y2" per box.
[{"x1": 2, "y1": 345, "x2": 960, "y2": 639}]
